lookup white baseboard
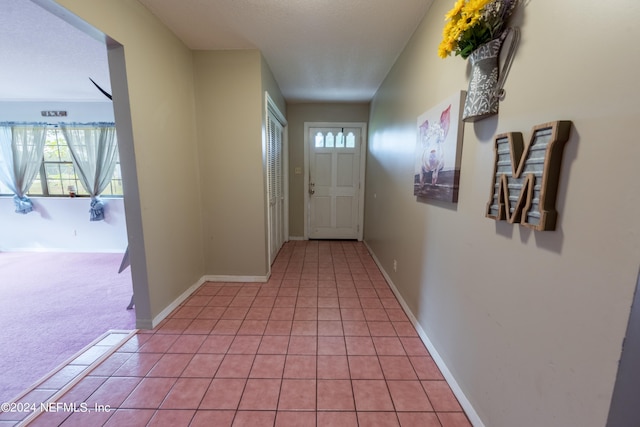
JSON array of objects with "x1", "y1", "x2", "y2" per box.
[
  {"x1": 147, "y1": 274, "x2": 271, "y2": 329},
  {"x1": 150, "y1": 277, "x2": 207, "y2": 328},
  {"x1": 203, "y1": 275, "x2": 269, "y2": 283},
  {"x1": 288, "y1": 236, "x2": 305, "y2": 241},
  {"x1": 363, "y1": 241, "x2": 485, "y2": 427}
]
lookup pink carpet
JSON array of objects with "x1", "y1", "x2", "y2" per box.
[{"x1": 0, "y1": 252, "x2": 136, "y2": 403}]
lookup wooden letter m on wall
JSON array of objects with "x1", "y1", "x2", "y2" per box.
[{"x1": 486, "y1": 121, "x2": 572, "y2": 231}]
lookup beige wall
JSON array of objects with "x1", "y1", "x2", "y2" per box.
[
  {"x1": 261, "y1": 55, "x2": 286, "y2": 117},
  {"x1": 365, "y1": 2, "x2": 640, "y2": 427},
  {"x1": 194, "y1": 50, "x2": 271, "y2": 277},
  {"x1": 286, "y1": 103, "x2": 370, "y2": 237},
  {"x1": 55, "y1": 0, "x2": 205, "y2": 325}
]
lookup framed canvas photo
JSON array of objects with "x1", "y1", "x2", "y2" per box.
[{"x1": 413, "y1": 91, "x2": 466, "y2": 203}]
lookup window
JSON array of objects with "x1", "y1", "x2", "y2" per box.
[
  {"x1": 312, "y1": 129, "x2": 357, "y2": 149},
  {"x1": 41, "y1": 128, "x2": 86, "y2": 196},
  {"x1": 0, "y1": 126, "x2": 122, "y2": 197},
  {"x1": 0, "y1": 179, "x2": 10, "y2": 195},
  {"x1": 325, "y1": 132, "x2": 335, "y2": 147},
  {"x1": 346, "y1": 132, "x2": 356, "y2": 148}
]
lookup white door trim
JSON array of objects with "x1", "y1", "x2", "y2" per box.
[
  {"x1": 304, "y1": 121, "x2": 367, "y2": 241},
  {"x1": 265, "y1": 92, "x2": 288, "y2": 267}
]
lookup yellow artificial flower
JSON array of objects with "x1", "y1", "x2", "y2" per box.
[
  {"x1": 439, "y1": 0, "x2": 516, "y2": 59},
  {"x1": 438, "y1": 44, "x2": 449, "y2": 59},
  {"x1": 442, "y1": 20, "x2": 455, "y2": 39},
  {"x1": 445, "y1": 0, "x2": 466, "y2": 21},
  {"x1": 464, "y1": 0, "x2": 491, "y2": 14},
  {"x1": 449, "y1": 24, "x2": 462, "y2": 42},
  {"x1": 458, "y1": 8, "x2": 482, "y2": 32}
]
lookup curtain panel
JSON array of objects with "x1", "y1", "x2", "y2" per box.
[
  {"x1": 0, "y1": 122, "x2": 47, "y2": 214},
  {"x1": 60, "y1": 122, "x2": 118, "y2": 221}
]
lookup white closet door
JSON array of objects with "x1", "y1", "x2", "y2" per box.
[{"x1": 267, "y1": 113, "x2": 285, "y2": 263}]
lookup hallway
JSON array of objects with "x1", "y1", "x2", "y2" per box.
[{"x1": 23, "y1": 241, "x2": 471, "y2": 426}]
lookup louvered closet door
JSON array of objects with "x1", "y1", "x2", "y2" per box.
[{"x1": 267, "y1": 113, "x2": 285, "y2": 264}]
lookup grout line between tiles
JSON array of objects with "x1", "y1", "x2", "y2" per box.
[
  {"x1": 17, "y1": 329, "x2": 137, "y2": 427},
  {"x1": 17, "y1": 242, "x2": 471, "y2": 427}
]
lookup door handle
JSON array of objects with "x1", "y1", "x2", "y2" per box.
[{"x1": 309, "y1": 182, "x2": 315, "y2": 195}]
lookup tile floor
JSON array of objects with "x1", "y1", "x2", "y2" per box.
[
  {"x1": 0, "y1": 331, "x2": 134, "y2": 427},
  {"x1": 15, "y1": 241, "x2": 471, "y2": 426}
]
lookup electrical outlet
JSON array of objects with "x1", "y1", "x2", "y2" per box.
[{"x1": 393, "y1": 259, "x2": 397, "y2": 272}]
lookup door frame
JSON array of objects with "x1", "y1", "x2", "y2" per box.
[
  {"x1": 33, "y1": 0, "x2": 152, "y2": 328},
  {"x1": 303, "y1": 121, "x2": 367, "y2": 241},
  {"x1": 606, "y1": 267, "x2": 640, "y2": 427},
  {"x1": 265, "y1": 92, "x2": 288, "y2": 266}
]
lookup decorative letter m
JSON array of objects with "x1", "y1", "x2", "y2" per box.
[{"x1": 486, "y1": 121, "x2": 572, "y2": 231}]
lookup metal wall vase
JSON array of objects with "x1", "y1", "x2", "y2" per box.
[{"x1": 462, "y1": 27, "x2": 520, "y2": 122}]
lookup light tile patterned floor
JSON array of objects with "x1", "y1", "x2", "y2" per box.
[
  {"x1": 0, "y1": 331, "x2": 134, "y2": 427},
  {"x1": 21, "y1": 241, "x2": 472, "y2": 426}
]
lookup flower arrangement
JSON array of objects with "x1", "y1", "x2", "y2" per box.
[{"x1": 438, "y1": 0, "x2": 519, "y2": 59}]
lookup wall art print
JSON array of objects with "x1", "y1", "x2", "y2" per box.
[{"x1": 413, "y1": 91, "x2": 466, "y2": 203}]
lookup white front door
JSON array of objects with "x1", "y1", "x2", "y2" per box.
[{"x1": 308, "y1": 126, "x2": 363, "y2": 239}]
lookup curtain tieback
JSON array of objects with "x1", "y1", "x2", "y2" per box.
[
  {"x1": 13, "y1": 195, "x2": 33, "y2": 214},
  {"x1": 90, "y1": 196, "x2": 105, "y2": 222}
]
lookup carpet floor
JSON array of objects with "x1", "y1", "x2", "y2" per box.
[{"x1": 0, "y1": 252, "x2": 136, "y2": 403}]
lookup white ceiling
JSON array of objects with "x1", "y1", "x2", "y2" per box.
[
  {"x1": 0, "y1": 0, "x2": 433, "y2": 103},
  {"x1": 0, "y1": 0, "x2": 112, "y2": 102}
]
